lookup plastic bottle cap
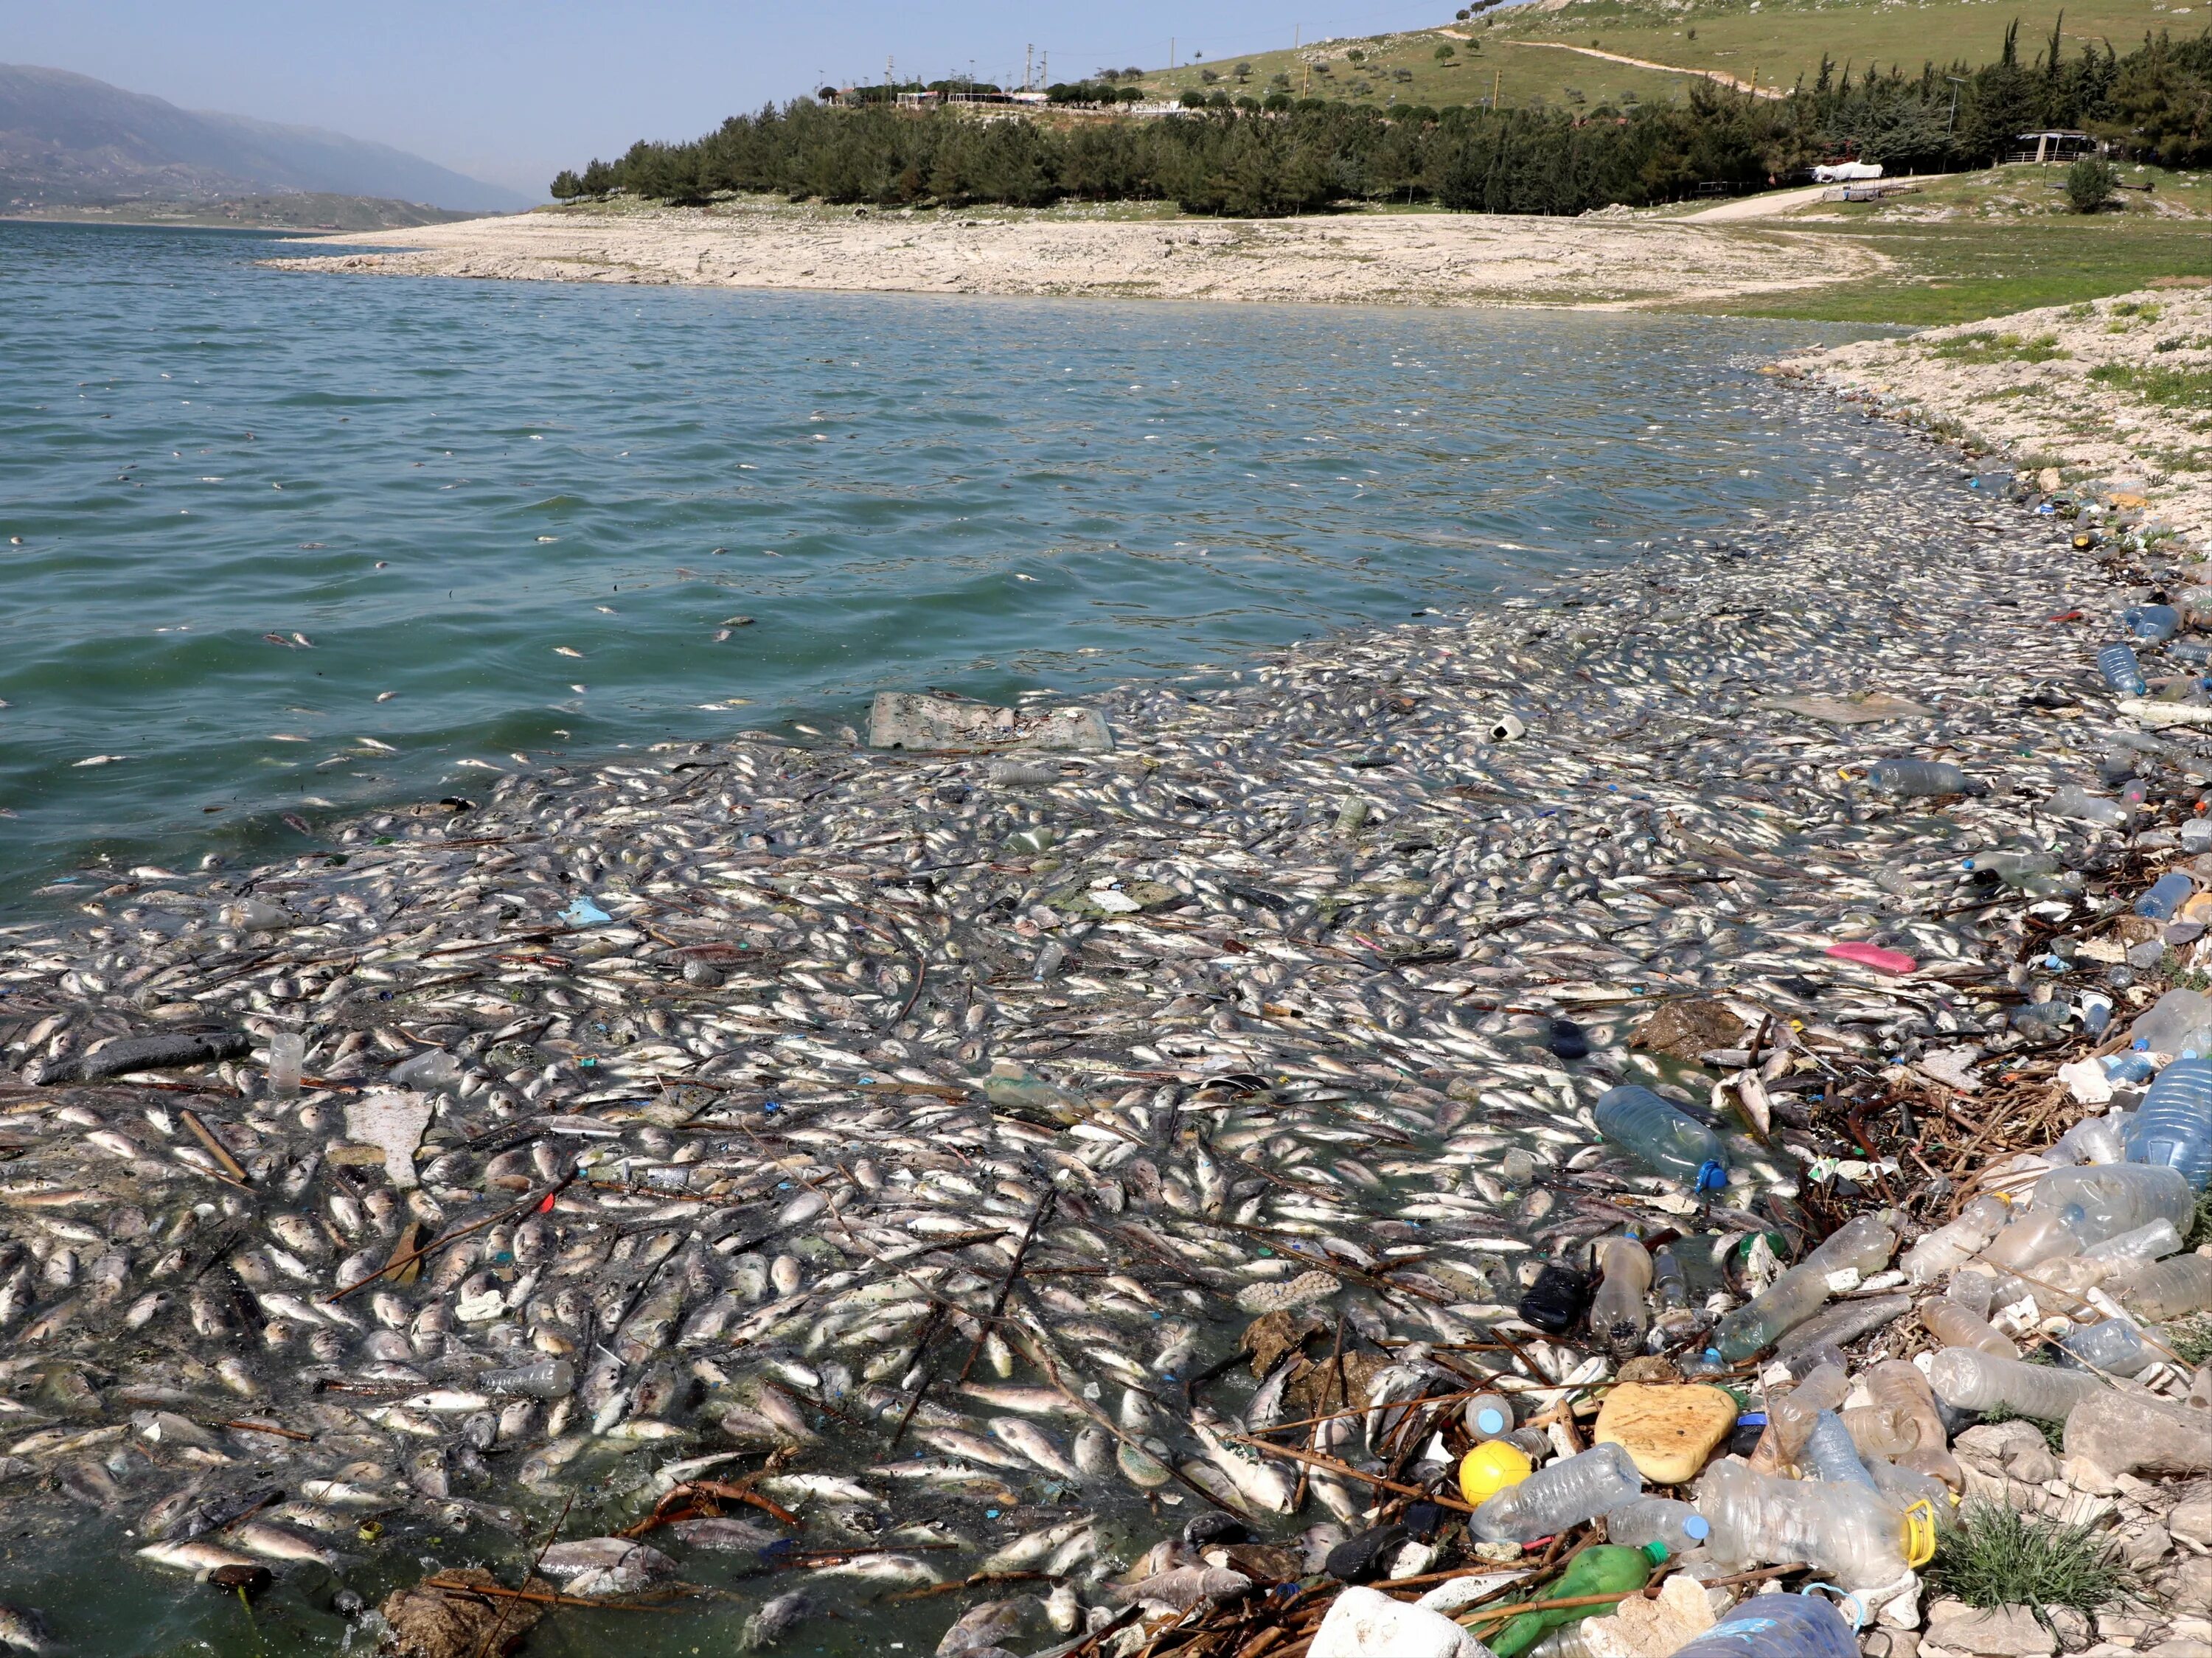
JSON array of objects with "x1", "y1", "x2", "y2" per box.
[
  {"x1": 1641, "y1": 1541, "x2": 1672, "y2": 1566},
  {"x1": 1475, "y1": 1407, "x2": 1509, "y2": 1436},
  {"x1": 1695, "y1": 1161, "x2": 1728, "y2": 1193},
  {"x1": 1683, "y1": 1515, "x2": 1711, "y2": 1540},
  {"x1": 1458, "y1": 1440, "x2": 1534, "y2": 1507}
]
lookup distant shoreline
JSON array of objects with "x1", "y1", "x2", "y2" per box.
[{"x1": 263, "y1": 198, "x2": 1889, "y2": 311}]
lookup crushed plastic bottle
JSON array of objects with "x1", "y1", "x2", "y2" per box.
[
  {"x1": 2110, "y1": 1254, "x2": 2212, "y2": 1322},
  {"x1": 389, "y1": 1048, "x2": 462, "y2": 1092},
  {"x1": 2048, "y1": 1113, "x2": 2129, "y2": 1166},
  {"x1": 479, "y1": 1356, "x2": 577, "y2": 1398},
  {"x1": 1590, "y1": 1236, "x2": 1655, "y2": 1359},
  {"x1": 1902, "y1": 1194, "x2": 2009, "y2": 1283},
  {"x1": 2080, "y1": 1218, "x2": 2182, "y2": 1265},
  {"x1": 1471, "y1": 1442, "x2": 1645, "y2": 1544},
  {"x1": 1761, "y1": 1362, "x2": 1850, "y2": 1469},
  {"x1": 2031, "y1": 1163, "x2": 2194, "y2": 1245},
  {"x1": 2138, "y1": 871, "x2": 2197, "y2": 920},
  {"x1": 1604, "y1": 1497, "x2": 1711, "y2": 1554},
  {"x1": 1594, "y1": 1086, "x2": 1729, "y2": 1191},
  {"x1": 1920, "y1": 1298, "x2": 2021, "y2": 1358},
  {"x1": 1925, "y1": 1348, "x2": 2109, "y2": 1419},
  {"x1": 1964, "y1": 849, "x2": 2059, "y2": 884},
  {"x1": 2098, "y1": 643, "x2": 2149, "y2": 695},
  {"x1": 2124, "y1": 604, "x2": 2182, "y2": 642},
  {"x1": 1871, "y1": 759, "x2": 1974, "y2": 798},
  {"x1": 1487, "y1": 1543, "x2": 1665, "y2": 1658},
  {"x1": 2049, "y1": 786, "x2": 2131, "y2": 827},
  {"x1": 1802, "y1": 1410, "x2": 1879, "y2": 1491},
  {"x1": 1711, "y1": 1212, "x2": 1899, "y2": 1362},
  {"x1": 2058, "y1": 1319, "x2": 2156, "y2": 1377},
  {"x1": 2126, "y1": 1056, "x2": 2212, "y2": 1188},
  {"x1": 1666, "y1": 1595, "x2": 1862, "y2": 1658},
  {"x1": 1982, "y1": 1211, "x2": 2082, "y2": 1271},
  {"x1": 1698, "y1": 1458, "x2": 1936, "y2": 1587}
]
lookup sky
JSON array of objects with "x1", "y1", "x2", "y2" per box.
[{"x1": 0, "y1": 0, "x2": 1461, "y2": 198}]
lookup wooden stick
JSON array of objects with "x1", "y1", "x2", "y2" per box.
[
  {"x1": 958, "y1": 1188, "x2": 1055, "y2": 1384},
  {"x1": 428, "y1": 1578, "x2": 685, "y2": 1614},
  {"x1": 1223, "y1": 1432, "x2": 1474, "y2": 1513},
  {"x1": 181, "y1": 1109, "x2": 251, "y2": 1185},
  {"x1": 323, "y1": 1174, "x2": 575, "y2": 1303},
  {"x1": 223, "y1": 1419, "x2": 312, "y2": 1442}
]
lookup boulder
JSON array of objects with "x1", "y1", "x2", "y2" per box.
[
  {"x1": 1593, "y1": 1383, "x2": 1739, "y2": 1484},
  {"x1": 1581, "y1": 1574, "x2": 1718, "y2": 1658},
  {"x1": 1925, "y1": 1602, "x2": 2057, "y2": 1658},
  {"x1": 2169, "y1": 1490, "x2": 2212, "y2": 1551},
  {"x1": 1310, "y1": 1585, "x2": 1487, "y2": 1658}
]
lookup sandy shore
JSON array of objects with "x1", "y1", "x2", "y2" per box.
[
  {"x1": 1787, "y1": 284, "x2": 2212, "y2": 551},
  {"x1": 267, "y1": 198, "x2": 1889, "y2": 309}
]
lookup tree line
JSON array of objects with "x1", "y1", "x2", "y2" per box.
[{"x1": 549, "y1": 24, "x2": 2211, "y2": 216}]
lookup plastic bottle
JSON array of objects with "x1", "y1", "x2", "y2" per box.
[
  {"x1": 1464, "y1": 1392, "x2": 1517, "y2": 1441},
  {"x1": 1604, "y1": 1497, "x2": 1711, "y2": 1554},
  {"x1": 1765, "y1": 1362, "x2": 1850, "y2": 1466},
  {"x1": 1925, "y1": 1348, "x2": 2108, "y2": 1419},
  {"x1": 1948, "y1": 1268, "x2": 1997, "y2": 1318},
  {"x1": 2111, "y1": 1255, "x2": 2212, "y2": 1322},
  {"x1": 2131, "y1": 991, "x2": 2212, "y2": 1056},
  {"x1": 2049, "y1": 1114, "x2": 2128, "y2": 1166},
  {"x1": 1666, "y1": 1594, "x2": 1861, "y2": 1658},
  {"x1": 1651, "y1": 1245, "x2": 1703, "y2": 1343},
  {"x1": 1872, "y1": 759, "x2": 1972, "y2": 798},
  {"x1": 2049, "y1": 786, "x2": 2130, "y2": 827},
  {"x1": 2139, "y1": 871, "x2": 2197, "y2": 921},
  {"x1": 2124, "y1": 605, "x2": 2182, "y2": 642},
  {"x1": 1711, "y1": 1213, "x2": 1899, "y2": 1362},
  {"x1": 1802, "y1": 1410, "x2": 1879, "y2": 1491},
  {"x1": 267, "y1": 1031, "x2": 304, "y2": 1101},
  {"x1": 479, "y1": 1356, "x2": 577, "y2": 1398},
  {"x1": 1840, "y1": 1402, "x2": 1918, "y2": 1460},
  {"x1": 1590, "y1": 1236, "x2": 1654, "y2": 1359},
  {"x1": 1869, "y1": 1457, "x2": 1958, "y2": 1515},
  {"x1": 1982, "y1": 1211, "x2": 2081, "y2": 1272},
  {"x1": 1864, "y1": 1360, "x2": 1959, "y2": 1488},
  {"x1": 2081, "y1": 1219, "x2": 2182, "y2": 1266},
  {"x1": 2126, "y1": 1056, "x2": 2212, "y2": 1188},
  {"x1": 2058, "y1": 1319, "x2": 2157, "y2": 1378},
  {"x1": 1487, "y1": 1543, "x2": 1666, "y2": 1658},
  {"x1": 2031, "y1": 1163, "x2": 2194, "y2": 1245},
  {"x1": 1528, "y1": 1623, "x2": 1601, "y2": 1658},
  {"x1": 1919, "y1": 1298, "x2": 2021, "y2": 1358},
  {"x1": 1594, "y1": 1087, "x2": 1729, "y2": 1191},
  {"x1": 2098, "y1": 643, "x2": 2149, "y2": 695},
  {"x1": 1903, "y1": 1194, "x2": 2011, "y2": 1283},
  {"x1": 1471, "y1": 1442, "x2": 1645, "y2": 1544},
  {"x1": 2185, "y1": 817, "x2": 2212, "y2": 855},
  {"x1": 1964, "y1": 849, "x2": 2059, "y2": 883},
  {"x1": 2104, "y1": 1053, "x2": 2157, "y2": 1084},
  {"x1": 390, "y1": 1048, "x2": 462, "y2": 1092},
  {"x1": 1697, "y1": 1459, "x2": 1935, "y2": 1588}
]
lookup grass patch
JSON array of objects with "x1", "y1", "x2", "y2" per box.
[
  {"x1": 2087, "y1": 363, "x2": 2212, "y2": 408},
  {"x1": 1925, "y1": 1502, "x2": 2132, "y2": 1615},
  {"x1": 2188, "y1": 1186, "x2": 2212, "y2": 1250},
  {"x1": 2167, "y1": 1315, "x2": 2212, "y2": 1366},
  {"x1": 1929, "y1": 330, "x2": 2069, "y2": 363}
]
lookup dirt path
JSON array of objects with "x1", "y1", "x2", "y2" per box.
[
  {"x1": 1500, "y1": 40, "x2": 1787, "y2": 98},
  {"x1": 1683, "y1": 183, "x2": 1840, "y2": 222},
  {"x1": 268, "y1": 200, "x2": 1891, "y2": 310}
]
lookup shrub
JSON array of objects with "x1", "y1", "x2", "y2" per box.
[
  {"x1": 1436, "y1": 43, "x2": 1457, "y2": 60},
  {"x1": 2067, "y1": 156, "x2": 2118, "y2": 212},
  {"x1": 1926, "y1": 1502, "x2": 2130, "y2": 1615}
]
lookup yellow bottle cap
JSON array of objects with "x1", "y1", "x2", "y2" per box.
[
  {"x1": 1901, "y1": 1499, "x2": 1938, "y2": 1569},
  {"x1": 1458, "y1": 1439, "x2": 1534, "y2": 1507}
]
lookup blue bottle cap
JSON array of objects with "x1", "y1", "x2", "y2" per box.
[
  {"x1": 1475, "y1": 1407, "x2": 1508, "y2": 1435},
  {"x1": 1684, "y1": 1515, "x2": 1711, "y2": 1540},
  {"x1": 1695, "y1": 1161, "x2": 1728, "y2": 1193}
]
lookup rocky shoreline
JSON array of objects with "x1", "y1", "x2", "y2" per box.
[{"x1": 0, "y1": 375, "x2": 2208, "y2": 1658}]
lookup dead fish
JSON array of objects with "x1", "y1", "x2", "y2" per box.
[{"x1": 739, "y1": 1589, "x2": 813, "y2": 1651}]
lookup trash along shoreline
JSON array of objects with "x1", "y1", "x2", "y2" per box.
[{"x1": 0, "y1": 376, "x2": 2208, "y2": 1658}]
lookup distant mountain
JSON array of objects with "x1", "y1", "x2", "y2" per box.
[{"x1": 0, "y1": 63, "x2": 530, "y2": 214}]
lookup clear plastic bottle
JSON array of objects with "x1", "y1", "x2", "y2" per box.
[
  {"x1": 1465, "y1": 1392, "x2": 1517, "y2": 1440},
  {"x1": 2049, "y1": 1114, "x2": 2129, "y2": 1166},
  {"x1": 2138, "y1": 871, "x2": 2197, "y2": 920},
  {"x1": 1711, "y1": 1213, "x2": 1899, "y2": 1362},
  {"x1": 2098, "y1": 643, "x2": 2149, "y2": 694},
  {"x1": 2050, "y1": 786, "x2": 2130, "y2": 827},
  {"x1": 1926, "y1": 1348, "x2": 2108, "y2": 1419},
  {"x1": 1666, "y1": 1593, "x2": 1861, "y2": 1658},
  {"x1": 1964, "y1": 849, "x2": 2059, "y2": 883},
  {"x1": 1766, "y1": 1362, "x2": 1850, "y2": 1466},
  {"x1": 2081, "y1": 1218, "x2": 2182, "y2": 1265},
  {"x1": 1802, "y1": 1410, "x2": 1879, "y2": 1491},
  {"x1": 479, "y1": 1356, "x2": 577, "y2": 1398},
  {"x1": 2059, "y1": 1319, "x2": 2157, "y2": 1377},
  {"x1": 2111, "y1": 1254, "x2": 2212, "y2": 1322},
  {"x1": 1919, "y1": 1298, "x2": 2022, "y2": 1357},
  {"x1": 1903, "y1": 1195, "x2": 2011, "y2": 1283},
  {"x1": 2129, "y1": 991, "x2": 2212, "y2": 1056},
  {"x1": 1471, "y1": 1442, "x2": 1645, "y2": 1544},
  {"x1": 1840, "y1": 1402, "x2": 1917, "y2": 1460},
  {"x1": 1873, "y1": 759, "x2": 1972, "y2": 797},
  {"x1": 2124, "y1": 605, "x2": 2182, "y2": 642},
  {"x1": 267, "y1": 1031, "x2": 304, "y2": 1100},
  {"x1": 1652, "y1": 1244, "x2": 1703, "y2": 1342},
  {"x1": 2127, "y1": 1056, "x2": 2212, "y2": 1188},
  {"x1": 1590, "y1": 1236, "x2": 1654, "y2": 1359},
  {"x1": 1593, "y1": 1087, "x2": 1730, "y2": 1191},
  {"x1": 1604, "y1": 1497, "x2": 1711, "y2": 1554},
  {"x1": 2031, "y1": 1163, "x2": 2194, "y2": 1245},
  {"x1": 1982, "y1": 1211, "x2": 2081, "y2": 1271},
  {"x1": 1697, "y1": 1458, "x2": 1934, "y2": 1588}
]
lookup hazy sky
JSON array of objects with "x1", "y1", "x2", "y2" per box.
[{"x1": 1, "y1": 0, "x2": 1456, "y2": 196}]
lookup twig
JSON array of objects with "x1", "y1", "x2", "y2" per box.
[
  {"x1": 323, "y1": 1174, "x2": 577, "y2": 1303},
  {"x1": 473, "y1": 1493, "x2": 575, "y2": 1658},
  {"x1": 958, "y1": 1188, "x2": 1056, "y2": 1384},
  {"x1": 1223, "y1": 1432, "x2": 1475, "y2": 1513},
  {"x1": 180, "y1": 1109, "x2": 251, "y2": 1185}
]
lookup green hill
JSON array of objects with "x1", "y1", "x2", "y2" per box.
[{"x1": 1128, "y1": 0, "x2": 2186, "y2": 112}]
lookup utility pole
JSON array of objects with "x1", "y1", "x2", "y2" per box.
[
  {"x1": 1493, "y1": 65, "x2": 1501, "y2": 107},
  {"x1": 1025, "y1": 43, "x2": 1033, "y2": 91},
  {"x1": 1946, "y1": 74, "x2": 1967, "y2": 132},
  {"x1": 1170, "y1": 37, "x2": 1175, "y2": 69}
]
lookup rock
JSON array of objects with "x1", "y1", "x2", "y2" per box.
[
  {"x1": 2097, "y1": 1610, "x2": 2163, "y2": 1646},
  {"x1": 72, "y1": 1028, "x2": 249, "y2": 1081},
  {"x1": 2067, "y1": 1394, "x2": 2212, "y2": 1479},
  {"x1": 2164, "y1": 1558, "x2": 2212, "y2": 1617},
  {"x1": 2169, "y1": 1491, "x2": 2212, "y2": 1550},
  {"x1": 2063, "y1": 1457, "x2": 2125, "y2": 1497},
  {"x1": 868, "y1": 692, "x2": 1112, "y2": 753},
  {"x1": 2010, "y1": 1441, "x2": 2063, "y2": 1487},
  {"x1": 2121, "y1": 1526, "x2": 2174, "y2": 1571},
  {"x1": 1582, "y1": 1574, "x2": 1717, "y2": 1658},
  {"x1": 1593, "y1": 1383, "x2": 1740, "y2": 1483},
  {"x1": 1310, "y1": 1585, "x2": 1488, "y2": 1658},
  {"x1": 1866, "y1": 1633, "x2": 1923, "y2": 1658},
  {"x1": 1630, "y1": 1000, "x2": 1747, "y2": 1060},
  {"x1": 2140, "y1": 1643, "x2": 2211, "y2": 1658},
  {"x1": 2051, "y1": 1609, "x2": 2093, "y2": 1654},
  {"x1": 1958, "y1": 1422, "x2": 2053, "y2": 1470},
  {"x1": 378, "y1": 1567, "x2": 549, "y2": 1658},
  {"x1": 1924, "y1": 1602, "x2": 2058, "y2": 1657}
]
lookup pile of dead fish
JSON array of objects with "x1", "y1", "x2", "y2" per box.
[{"x1": 0, "y1": 403, "x2": 2206, "y2": 1658}]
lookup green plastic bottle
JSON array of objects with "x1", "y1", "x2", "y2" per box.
[{"x1": 1486, "y1": 1542, "x2": 1668, "y2": 1658}]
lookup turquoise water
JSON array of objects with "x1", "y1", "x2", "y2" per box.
[{"x1": 1, "y1": 220, "x2": 1867, "y2": 899}]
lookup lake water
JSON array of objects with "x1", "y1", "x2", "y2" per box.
[{"x1": 1, "y1": 219, "x2": 1872, "y2": 905}]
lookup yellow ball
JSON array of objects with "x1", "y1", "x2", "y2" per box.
[{"x1": 1458, "y1": 1439, "x2": 1534, "y2": 1507}]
